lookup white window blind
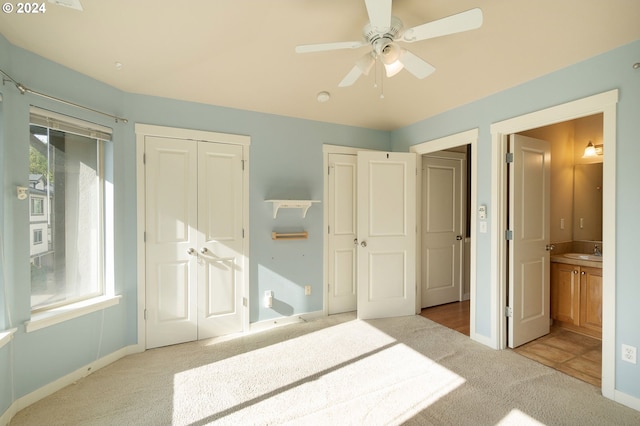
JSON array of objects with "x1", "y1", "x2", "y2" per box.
[{"x1": 29, "y1": 107, "x2": 112, "y2": 141}]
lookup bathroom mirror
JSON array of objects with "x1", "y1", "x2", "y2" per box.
[{"x1": 573, "y1": 163, "x2": 603, "y2": 241}]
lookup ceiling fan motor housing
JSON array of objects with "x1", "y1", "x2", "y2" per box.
[{"x1": 362, "y1": 16, "x2": 403, "y2": 62}]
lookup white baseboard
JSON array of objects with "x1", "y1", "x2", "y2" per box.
[
  {"x1": 249, "y1": 310, "x2": 325, "y2": 334},
  {"x1": 1, "y1": 344, "x2": 141, "y2": 426},
  {"x1": 615, "y1": 389, "x2": 640, "y2": 412}
]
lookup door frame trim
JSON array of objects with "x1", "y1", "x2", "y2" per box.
[
  {"x1": 135, "y1": 123, "x2": 250, "y2": 350},
  {"x1": 490, "y1": 90, "x2": 618, "y2": 399},
  {"x1": 410, "y1": 129, "x2": 479, "y2": 340}
]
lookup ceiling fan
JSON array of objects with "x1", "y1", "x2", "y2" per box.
[{"x1": 295, "y1": 0, "x2": 483, "y2": 87}]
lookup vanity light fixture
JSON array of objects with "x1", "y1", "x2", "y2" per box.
[{"x1": 582, "y1": 141, "x2": 603, "y2": 158}]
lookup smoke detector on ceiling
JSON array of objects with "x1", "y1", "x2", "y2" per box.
[{"x1": 48, "y1": 0, "x2": 83, "y2": 11}]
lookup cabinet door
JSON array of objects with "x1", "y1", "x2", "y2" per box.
[
  {"x1": 580, "y1": 266, "x2": 603, "y2": 333},
  {"x1": 551, "y1": 262, "x2": 580, "y2": 325}
]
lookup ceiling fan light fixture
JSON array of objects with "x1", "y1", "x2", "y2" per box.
[
  {"x1": 384, "y1": 59, "x2": 404, "y2": 77},
  {"x1": 376, "y1": 40, "x2": 401, "y2": 65}
]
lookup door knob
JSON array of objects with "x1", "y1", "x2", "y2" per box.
[
  {"x1": 360, "y1": 241, "x2": 367, "y2": 248},
  {"x1": 353, "y1": 238, "x2": 358, "y2": 246},
  {"x1": 456, "y1": 235, "x2": 463, "y2": 241},
  {"x1": 187, "y1": 248, "x2": 196, "y2": 256},
  {"x1": 545, "y1": 244, "x2": 556, "y2": 251},
  {"x1": 200, "y1": 247, "x2": 208, "y2": 254}
]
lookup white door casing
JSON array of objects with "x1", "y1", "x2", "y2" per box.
[
  {"x1": 422, "y1": 153, "x2": 464, "y2": 308},
  {"x1": 141, "y1": 130, "x2": 247, "y2": 349},
  {"x1": 508, "y1": 134, "x2": 551, "y2": 348},
  {"x1": 357, "y1": 151, "x2": 417, "y2": 319},
  {"x1": 327, "y1": 153, "x2": 358, "y2": 314}
]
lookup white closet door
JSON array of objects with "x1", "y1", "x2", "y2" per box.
[
  {"x1": 145, "y1": 137, "x2": 198, "y2": 349},
  {"x1": 357, "y1": 151, "x2": 416, "y2": 319},
  {"x1": 197, "y1": 142, "x2": 244, "y2": 339},
  {"x1": 145, "y1": 137, "x2": 245, "y2": 348},
  {"x1": 328, "y1": 153, "x2": 358, "y2": 314}
]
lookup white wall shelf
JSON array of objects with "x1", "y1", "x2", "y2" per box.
[{"x1": 265, "y1": 199, "x2": 320, "y2": 219}]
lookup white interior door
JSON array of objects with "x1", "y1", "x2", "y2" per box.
[
  {"x1": 421, "y1": 153, "x2": 464, "y2": 308},
  {"x1": 145, "y1": 136, "x2": 198, "y2": 349},
  {"x1": 145, "y1": 137, "x2": 244, "y2": 348},
  {"x1": 328, "y1": 153, "x2": 358, "y2": 314},
  {"x1": 508, "y1": 134, "x2": 551, "y2": 348},
  {"x1": 357, "y1": 151, "x2": 416, "y2": 319},
  {"x1": 197, "y1": 142, "x2": 244, "y2": 339}
]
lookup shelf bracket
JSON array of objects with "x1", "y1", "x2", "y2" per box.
[{"x1": 265, "y1": 199, "x2": 320, "y2": 219}]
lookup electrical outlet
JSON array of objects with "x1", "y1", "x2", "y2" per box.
[
  {"x1": 304, "y1": 285, "x2": 311, "y2": 296},
  {"x1": 622, "y1": 344, "x2": 637, "y2": 364}
]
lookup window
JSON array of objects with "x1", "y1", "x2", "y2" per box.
[
  {"x1": 29, "y1": 108, "x2": 113, "y2": 312},
  {"x1": 31, "y1": 198, "x2": 44, "y2": 215},
  {"x1": 33, "y1": 229, "x2": 43, "y2": 245}
]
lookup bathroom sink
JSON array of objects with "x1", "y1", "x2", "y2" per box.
[{"x1": 563, "y1": 253, "x2": 603, "y2": 262}]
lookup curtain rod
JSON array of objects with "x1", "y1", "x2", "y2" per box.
[{"x1": 0, "y1": 68, "x2": 128, "y2": 124}]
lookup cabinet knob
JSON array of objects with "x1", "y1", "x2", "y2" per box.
[
  {"x1": 581, "y1": 271, "x2": 586, "y2": 275},
  {"x1": 573, "y1": 270, "x2": 578, "y2": 274}
]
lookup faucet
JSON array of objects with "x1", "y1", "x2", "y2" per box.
[{"x1": 593, "y1": 245, "x2": 602, "y2": 256}]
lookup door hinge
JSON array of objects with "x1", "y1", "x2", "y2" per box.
[
  {"x1": 144, "y1": 309, "x2": 147, "y2": 320},
  {"x1": 505, "y1": 152, "x2": 514, "y2": 163},
  {"x1": 241, "y1": 160, "x2": 245, "y2": 170},
  {"x1": 242, "y1": 297, "x2": 247, "y2": 307},
  {"x1": 143, "y1": 153, "x2": 146, "y2": 164},
  {"x1": 328, "y1": 225, "x2": 330, "y2": 234},
  {"x1": 505, "y1": 229, "x2": 513, "y2": 240},
  {"x1": 328, "y1": 165, "x2": 331, "y2": 175},
  {"x1": 143, "y1": 231, "x2": 146, "y2": 242},
  {"x1": 242, "y1": 228, "x2": 245, "y2": 238},
  {"x1": 505, "y1": 306, "x2": 513, "y2": 317}
]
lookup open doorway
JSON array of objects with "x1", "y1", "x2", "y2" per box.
[
  {"x1": 411, "y1": 129, "x2": 478, "y2": 340},
  {"x1": 491, "y1": 90, "x2": 617, "y2": 398},
  {"x1": 508, "y1": 115, "x2": 604, "y2": 387}
]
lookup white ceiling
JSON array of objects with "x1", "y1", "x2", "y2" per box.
[{"x1": 1, "y1": 0, "x2": 639, "y2": 130}]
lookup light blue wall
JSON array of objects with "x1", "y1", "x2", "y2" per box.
[
  {"x1": 0, "y1": 34, "x2": 390, "y2": 416},
  {"x1": 391, "y1": 39, "x2": 640, "y2": 399},
  {"x1": 1, "y1": 31, "x2": 639, "y2": 420},
  {"x1": 127, "y1": 95, "x2": 390, "y2": 322}
]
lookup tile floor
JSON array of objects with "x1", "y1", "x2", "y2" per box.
[
  {"x1": 512, "y1": 325, "x2": 602, "y2": 387},
  {"x1": 421, "y1": 302, "x2": 602, "y2": 387}
]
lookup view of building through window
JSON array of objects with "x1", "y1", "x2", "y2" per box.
[{"x1": 29, "y1": 123, "x2": 104, "y2": 311}]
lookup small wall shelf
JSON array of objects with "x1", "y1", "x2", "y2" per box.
[
  {"x1": 272, "y1": 231, "x2": 308, "y2": 240},
  {"x1": 266, "y1": 199, "x2": 320, "y2": 219}
]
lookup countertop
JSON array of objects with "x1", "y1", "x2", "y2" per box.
[{"x1": 551, "y1": 254, "x2": 603, "y2": 268}]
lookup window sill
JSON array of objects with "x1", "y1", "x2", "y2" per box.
[
  {"x1": 0, "y1": 328, "x2": 18, "y2": 349},
  {"x1": 25, "y1": 295, "x2": 122, "y2": 333}
]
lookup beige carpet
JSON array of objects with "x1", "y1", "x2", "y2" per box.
[{"x1": 10, "y1": 313, "x2": 640, "y2": 425}]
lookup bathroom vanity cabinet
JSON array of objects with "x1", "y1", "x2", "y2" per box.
[{"x1": 551, "y1": 260, "x2": 602, "y2": 338}]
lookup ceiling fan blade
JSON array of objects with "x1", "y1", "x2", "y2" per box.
[
  {"x1": 295, "y1": 41, "x2": 366, "y2": 54},
  {"x1": 402, "y1": 8, "x2": 483, "y2": 43},
  {"x1": 365, "y1": 0, "x2": 392, "y2": 32},
  {"x1": 399, "y1": 49, "x2": 436, "y2": 79},
  {"x1": 339, "y1": 53, "x2": 375, "y2": 87}
]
